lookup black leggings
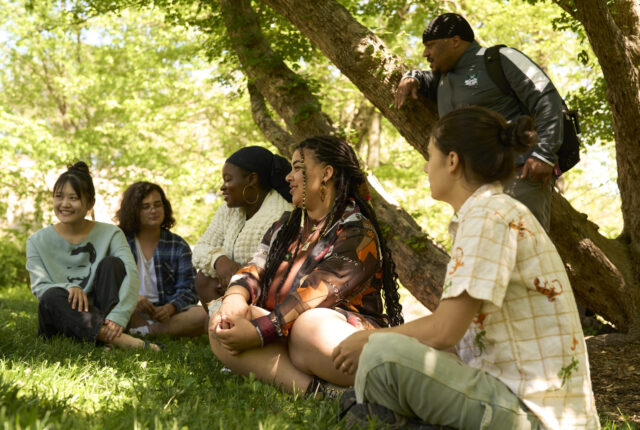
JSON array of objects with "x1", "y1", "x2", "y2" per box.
[{"x1": 37, "y1": 256, "x2": 126, "y2": 343}]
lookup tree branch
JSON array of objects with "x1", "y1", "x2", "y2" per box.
[
  {"x1": 247, "y1": 82, "x2": 297, "y2": 157},
  {"x1": 222, "y1": 0, "x2": 448, "y2": 309}
]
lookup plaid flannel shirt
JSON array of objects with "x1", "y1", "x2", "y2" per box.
[
  {"x1": 126, "y1": 229, "x2": 198, "y2": 312},
  {"x1": 443, "y1": 182, "x2": 599, "y2": 429}
]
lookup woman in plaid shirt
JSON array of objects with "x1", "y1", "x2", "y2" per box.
[
  {"x1": 116, "y1": 182, "x2": 207, "y2": 338},
  {"x1": 334, "y1": 107, "x2": 599, "y2": 429}
]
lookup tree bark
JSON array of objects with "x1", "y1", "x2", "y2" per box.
[
  {"x1": 221, "y1": 0, "x2": 447, "y2": 310},
  {"x1": 259, "y1": 0, "x2": 640, "y2": 334},
  {"x1": 219, "y1": 0, "x2": 333, "y2": 142},
  {"x1": 247, "y1": 83, "x2": 297, "y2": 156},
  {"x1": 348, "y1": 99, "x2": 375, "y2": 152},
  {"x1": 367, "y1": 110, "x2": 381, "y2": 168},
  {"x1": 551, "y1": 0, "x2": 640, "y2": 337},
  {"x1": 258, "y1": 0, "x2": 435, "y2": 160}
]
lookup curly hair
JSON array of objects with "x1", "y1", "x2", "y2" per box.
[
  {"x1": 115, "y1": 182, "x2": 175, "y2": 236},
  {"x1": 262, "y1": 135, "x2": 403, "y2": 326}
]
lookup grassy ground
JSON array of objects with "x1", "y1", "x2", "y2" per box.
[
  {"x1": 0, "y1": 286, "x2": 341, "y2": 429},
  {"x1": 0, "y1": 285, "x2": 636, "y2": 429}
]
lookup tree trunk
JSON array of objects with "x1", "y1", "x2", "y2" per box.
[
  {"x1": 551, "y1": 0, "x2": 640, "y2": 337},
  {"x1": 259, "y1": 0, "x2": 640, "y2": 334},
  {"x1": 348, "y1": 100, "x2": 375, "y2": 153},
  {"x1": 367, "y1": 110, "x2": 381, "y2": 168},
  {"x1": 220, "y1": 0, "x2": 446, "y2": 309}
]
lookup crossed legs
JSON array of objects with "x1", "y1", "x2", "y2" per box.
[
  {"x1": 209, "y1": 307, "x2": 360, "y2": 394},
  {"x1": 129, "y1": 306, "x2": 208, "y2": 338}
]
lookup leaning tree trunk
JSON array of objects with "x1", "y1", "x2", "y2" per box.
[
  {"x1": 220, "y1": 0, "x2": 447, "y2": 310},
  {"x1": 259, "y1": 0, "x2": 640, "y2": 334},
  {"x1": 366, "y1": 110, "x2": 382, "y2": 168},
  {"x1": 551, "y1": 0, "x2": 640, "y2": 338}
]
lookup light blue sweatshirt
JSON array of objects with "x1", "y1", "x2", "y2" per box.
[{"x1": 26, "y1": 222, "x2": 139, "y2": 328}]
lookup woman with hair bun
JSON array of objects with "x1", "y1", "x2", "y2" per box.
[
  {"x1": 209, "y1": 136, "x2": 403, "y2": 398},
  {"x1": 192, "y1": 146, "x2": 293, "y2": 309},
  {"x1": 115, "y1": 182, "x2": 207, "y2": 338},
  {"x1": 26, "y1": 162, "x2": 161, "y2": 351},
  {"x1": 334, "y1": 107, "x2": 599, "y2": 429}
]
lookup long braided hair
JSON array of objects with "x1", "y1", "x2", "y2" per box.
[{"x1": 261, "y1": 136, "x2": 403, "y2": 326}]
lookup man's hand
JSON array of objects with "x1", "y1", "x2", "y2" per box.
[
  {"x1": 332, "y1": 330, "x2": 374, "y2": 376},
  {"x1": 520, "y1": 157, "x2": 554, "y2": 185},
  {"x1": 153, "y1": 303, "x2": 176, "y2": 322},
  {"x1": 394, "y1": 77, "x2": 420, "y2": 109},
  {"x1": 102, "y1": 319, "x2": 124, "y2": 342},
  {"x1": 136, "y1": 295, "x2": 156, "y2": 315},
  {"x1": 68, "y1": 286, "x2": 89, "y2": 312},
  {"x1": 215, "y1": 314, "x2": 261, "y2": 355}
]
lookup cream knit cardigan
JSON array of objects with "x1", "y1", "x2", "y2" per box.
[{"x1": 192, "y1": 189, "x2": 292, "y2": 278}]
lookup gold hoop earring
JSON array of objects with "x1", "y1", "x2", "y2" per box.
[
  {"x1": 320, "y1": 180, "x2": 327, "y2": 202},
  {"x1": 242, "y1": 185, "x2": 259, "y2": 205}
]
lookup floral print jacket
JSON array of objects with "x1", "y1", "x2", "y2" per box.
[{"x1": 228, "y1": 200, "x2": 388, "y2": 345}]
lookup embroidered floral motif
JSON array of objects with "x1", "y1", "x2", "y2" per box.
[
  {"x1": 533, "y1": 277, "x2": 564, "y2": 301},
  {"x1": 442, "y1": 279, "x2": 452, "y2": 295},
  {"x1": 473, "y1": 329, "x2": 487, "y2": 355},
  {"x1": 448, "y1": 247, "x2": 464, "y2": 275},
  {"x1": 571, "y1": 335, "x2": 578, "y2": 352},
  {"x1": 558, "y1": 357, "x2": 579, "y2": 387},
  {"x1": 473, "y1": 312, "x2": 487, "y2": 329},
  {"x1": 508, "y1": 219, "x2": 535, "y2": 239}
]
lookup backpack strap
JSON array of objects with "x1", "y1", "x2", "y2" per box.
[
  {"x1": 484, "y1": 44, "x2": 530, "y2": 115},
  {"x1": 484, "y1": 45, "x2": 510, "y2": 95}
]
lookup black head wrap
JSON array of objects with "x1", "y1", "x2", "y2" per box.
[
  {"x1": 226, "y1": 146, "x2": 292, "y2": 202},
  {"x1": 422, "y1": 13, "x2": 474, "y2": 44}
]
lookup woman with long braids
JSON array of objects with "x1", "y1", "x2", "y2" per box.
[{"x1": 209, "y1": 135, "x2": 402, "y2": 397}]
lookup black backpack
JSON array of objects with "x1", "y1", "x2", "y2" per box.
[{"x1": 484, "y1": 45, "x2": 581, "y2": 173}]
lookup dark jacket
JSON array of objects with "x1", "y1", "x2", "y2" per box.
[{"x1": 405, "y1": 41, "x2": 564, "y2": 166}]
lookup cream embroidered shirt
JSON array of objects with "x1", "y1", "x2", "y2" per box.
[
  {"x1": 442, "y1": 183, "x2": 599, "y2": 430},
  {"x1": 192, "y1": 189, "x2": 291, "y2": 278}
]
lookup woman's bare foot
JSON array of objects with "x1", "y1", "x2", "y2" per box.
[{"x1": 97, "y1": 327, "x2": 162, "y2": 351}]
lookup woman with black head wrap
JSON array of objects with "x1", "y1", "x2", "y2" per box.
[{"x1": 193, "y1": 146, "x2": 292, "y2": 311}]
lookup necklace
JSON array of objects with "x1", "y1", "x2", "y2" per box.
[{"x1": 300, "y1": 213, "x2": 328, "y2": 252}]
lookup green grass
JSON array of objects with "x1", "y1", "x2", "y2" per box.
[
  {"x1": 0, "y1": 286, "x2": 343, "y2": 429},
  {"x1": 0, "y1": 285, "x2": 636, "y2": 429}
]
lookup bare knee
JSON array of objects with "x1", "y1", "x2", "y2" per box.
[
  {"x1": 290, "y1": 309, "x2": 330, "y2": 345},
  {"x1": 289, "y1": 309, "x2": 339, "y2": 369},
  {"x1": 209, "y1": 331, "x2": 231, "y2": 363}
]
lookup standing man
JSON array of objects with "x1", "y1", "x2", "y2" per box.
[{"x1": 395, "y1": 13, "x2": 564, "y2": 230}]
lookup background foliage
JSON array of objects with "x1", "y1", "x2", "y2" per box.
[{"x1": 0, "y1": 0, "x2": 621, "y2": 287}]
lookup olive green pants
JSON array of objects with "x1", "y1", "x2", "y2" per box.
[{"x1": 355, "y1": 333, "x2": 544, "y2": 430}]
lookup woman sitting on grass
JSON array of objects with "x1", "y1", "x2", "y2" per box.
[
  {"x1": 209, "y1": 136, "x2": 403, "y2": 397},
  {"x1": 26, "y1": 162, "x2": 161, "y2": 351},
  {"x1": 333, "y1": 106, "x2": 599, "y2": 429},
  {"x1": 192, "y1": 146, "x2": 292, "y2": 309},
  {"x1": 115, "y1": 182, "x2": 207, "y2": 338}
]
